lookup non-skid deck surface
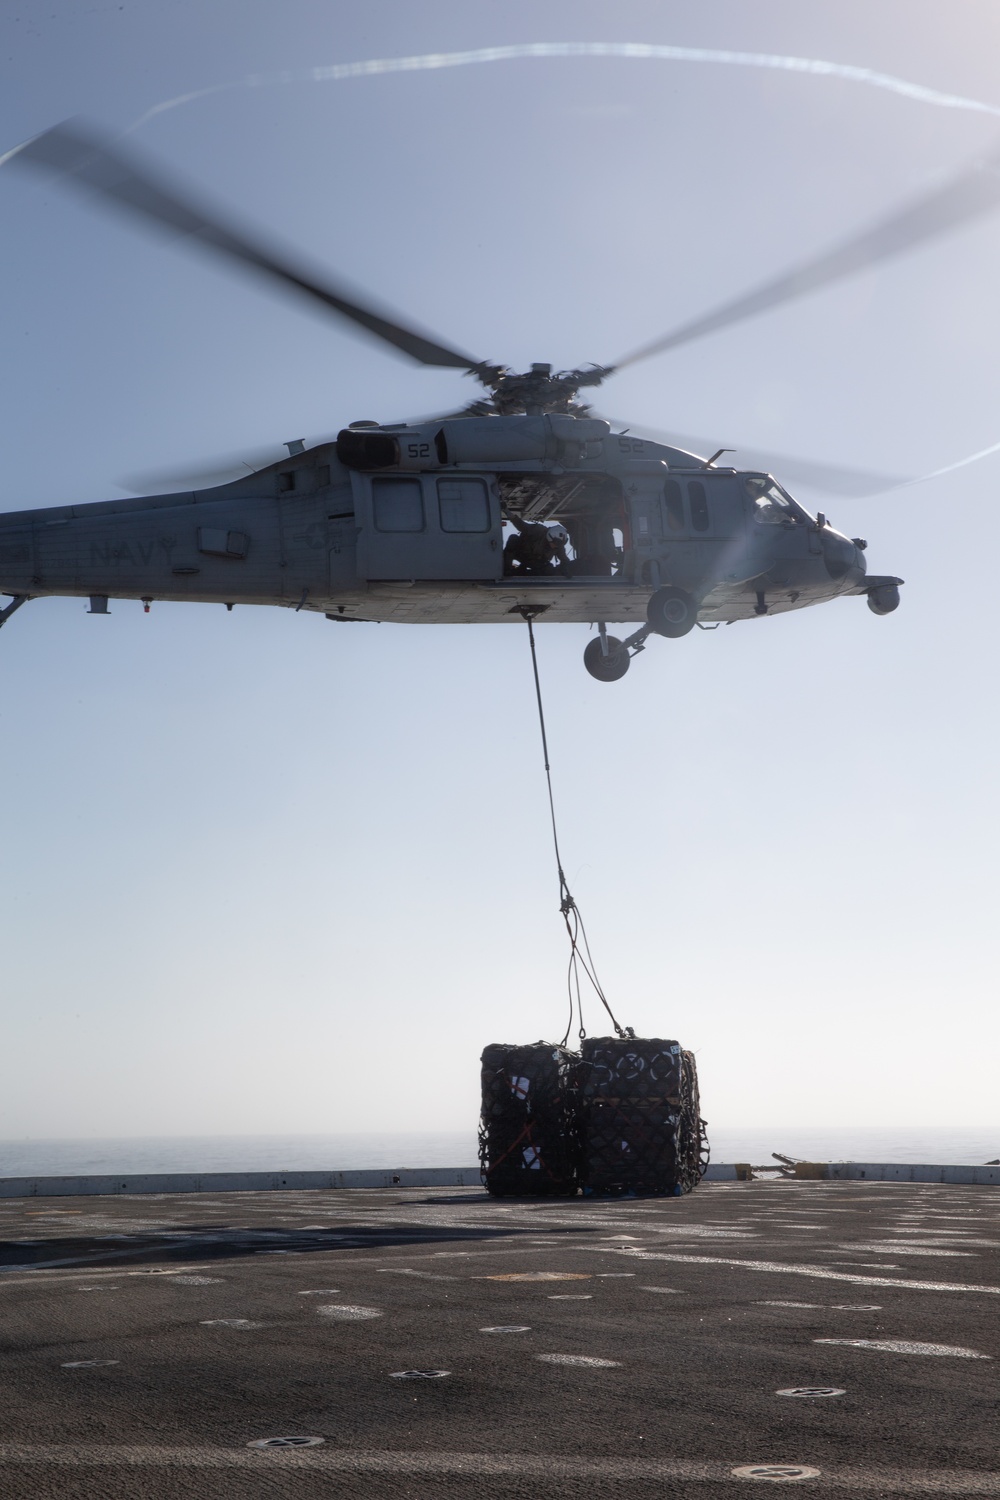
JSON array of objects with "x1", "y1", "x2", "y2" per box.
[{"x1": 0, "y1": 1180, "x2": 997, "y2": 1496}]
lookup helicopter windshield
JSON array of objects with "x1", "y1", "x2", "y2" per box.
[{"x1": 745, "y1": 475, "x2": 812, "y2": 526}]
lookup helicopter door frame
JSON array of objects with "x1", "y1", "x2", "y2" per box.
[
  {"x1": 685, "y1": 471, "x2": 751, "y2": 582},
  {"x1": 352, "y1": 472, "x2": 503, "y2": 581},
  {"x1": 685, "y1": 471, "x2": 743, "y2": 538}
]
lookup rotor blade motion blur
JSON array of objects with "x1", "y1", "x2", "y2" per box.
[
  {"x1": 597, "y1": 416, "x2": 906, "y2": 497},
  {"x1": 117, "y1": 442, "x2": 330, "y2": 495},
  {"x1": 12, "y1": 120, "x2": 481, "y2": 371},
  {"x1": 614, "y1": 147, "x2": 1000, "y2": 369}
]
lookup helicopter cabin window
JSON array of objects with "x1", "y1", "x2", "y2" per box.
[
  {"x1": 438, "y1": 478, "x2": 490, "y2": 532},
  {"x1": 663, "y1": 479, "x2": 685, "y2": 532},
  {"x1": 373, "y1": 478, "x2": 424, "y2": 532},
  {"x1": 688, "y1": 479, "x2": 710, "y2": 532},
  {"x1": 746, "y1": 477, "x2": 805, "y2": 526}
]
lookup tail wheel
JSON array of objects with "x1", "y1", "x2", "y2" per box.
[
  {"x1": 584, "y1": 635, "x2": 630, "y2": 682},
  {"x1": 646, "y1": 586, "x2": 697, "y2": 638}
]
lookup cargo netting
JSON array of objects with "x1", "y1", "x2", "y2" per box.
[
  {"x1": 479, "y1": 1036, "x2": 708, "y2": 1197},
  {"x1": 478, "y1": 1042, "x2": 581, "y2": 1197}
]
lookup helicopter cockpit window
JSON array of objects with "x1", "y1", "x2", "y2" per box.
[
  {"x1": 373, "y1": 478, "x2": 424, "y2": 532},
  {"x1": 688, "y1": 479, "x2": 710, "y2": 532},
  {"x1": 663, "y1": 479, "x2": 684, "y2": 532},
  {"x1": 746, "y1": 476, "x2": 807, "y2": 526},
  {"x1": 438, "y1": 478, "x2": 490, "y2": 532}
]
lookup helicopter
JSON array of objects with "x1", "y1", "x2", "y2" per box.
[{"x1": 3, "y1": 123, "x2": 999, "y2": 679}]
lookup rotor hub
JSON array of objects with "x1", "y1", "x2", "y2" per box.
[{"x1": 474, "y1": 361, "x2": 614, "y2": 417}]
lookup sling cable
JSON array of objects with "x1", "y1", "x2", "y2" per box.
[{"x1": 519, "y1": 609, "x2": 633, "y2": 1047}]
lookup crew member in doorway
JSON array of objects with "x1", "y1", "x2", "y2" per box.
[{"x1": 503, "y1": 518, "x2": 571, "y2": 576}]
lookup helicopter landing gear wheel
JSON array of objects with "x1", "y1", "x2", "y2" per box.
[
  {"x1": 584, "y1": 635, "x2": 630, "y2": 682},
  {"x1": 646, "y1": 586, "x2": 697, "y2": 638}
]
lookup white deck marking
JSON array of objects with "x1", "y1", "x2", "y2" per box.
[
  {"x1": 376, "y1": 1268, "x2": 458, "y2": 1281},
  {"x1": 815, "y1": 1338, "x2": 990, "y2": 1358},
  {"x1": 480, "y1": 1271, "x2": 591, "y2": 1282},
  {"x1": 316, "y1": 1304, "x2": 382, "y2": 1320},
  {"x1": 127, "y1": 1267, "x2": 211, "y2": 1277},
  {"x1": 600, "y1": 1249, "x2": 1000, "y2": 1293},
  {"x1": 914, "y1": 1223, "x2": 989, "y2": 1237},
  {"x1": 0, "y1": 1447, "x2": 996, "y2": 1489},
  {"x1": 820, "y1": 1261, "x2": 902, "y2": 1269},
  {"x1": 199, "y1": 1319, "x2": 262, "y2": 1329},
  {"x1": 840, "y1": 1245, "x2": 976, "y2": 1257},
  {"x1": 1, "y1": 1266, "x2": 205, "y2": 1287},
  {"x1": 820, "y1": 1260, "x2": 902, "y2": 1269},
  {"x1": 536, "y1": 1354, "x2": 621, "y2": 1367},
  {"x1": 651, "y1": 1228, "x2": 760, "y2": 1239},
  {"x1": 891, "y1": 1237, "x2": 1000, "y2": 1247},
  {"x1": 757, "y1": 1301, "x2": 821, "y2": 1309}
]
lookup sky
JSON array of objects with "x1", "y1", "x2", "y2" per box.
[{"x1": 1, "y1": 0, "x2": 998, "y2": 1143}]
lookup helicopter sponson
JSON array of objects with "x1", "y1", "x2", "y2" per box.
[{"x1": 0, "y1": 411, "x2": 899, "y2": 682}]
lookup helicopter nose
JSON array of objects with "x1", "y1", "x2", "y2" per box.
[{"x1": 822, "y1": 529, "x2": 858, "y2": 581}]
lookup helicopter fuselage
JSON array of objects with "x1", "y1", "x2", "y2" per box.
[{"x1": 0, "y1": 415, "x2": 900, "y2": 668}]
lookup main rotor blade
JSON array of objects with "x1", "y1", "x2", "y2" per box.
[
  {"x1": 613, "y1": 147, "x2": 1000, "y2": 369},
  {"x1": 11, "y1": 120, "x2": 480, "y2": 371},
  {"x1": 117, "y1": 444, "x2": 315, "y2": 495},
  {"x1": 596, "y1": 416, "x2": 906, "y2": 497}
]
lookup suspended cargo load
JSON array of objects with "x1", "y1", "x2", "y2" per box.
[
  {"x1": 677, "y1": 1049, "x2": 709, "y2": 1192},
  {"x1": 578, "y1": 1036, "x2": 706, "y2": 1195},
  {"x1": 479, "y1": 1042, "x2": 580, "y2": 1197}
]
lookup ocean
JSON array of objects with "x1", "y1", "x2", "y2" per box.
[{"x1": 0, "y1": 1126, "x2": 997, "y2": 1177}]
